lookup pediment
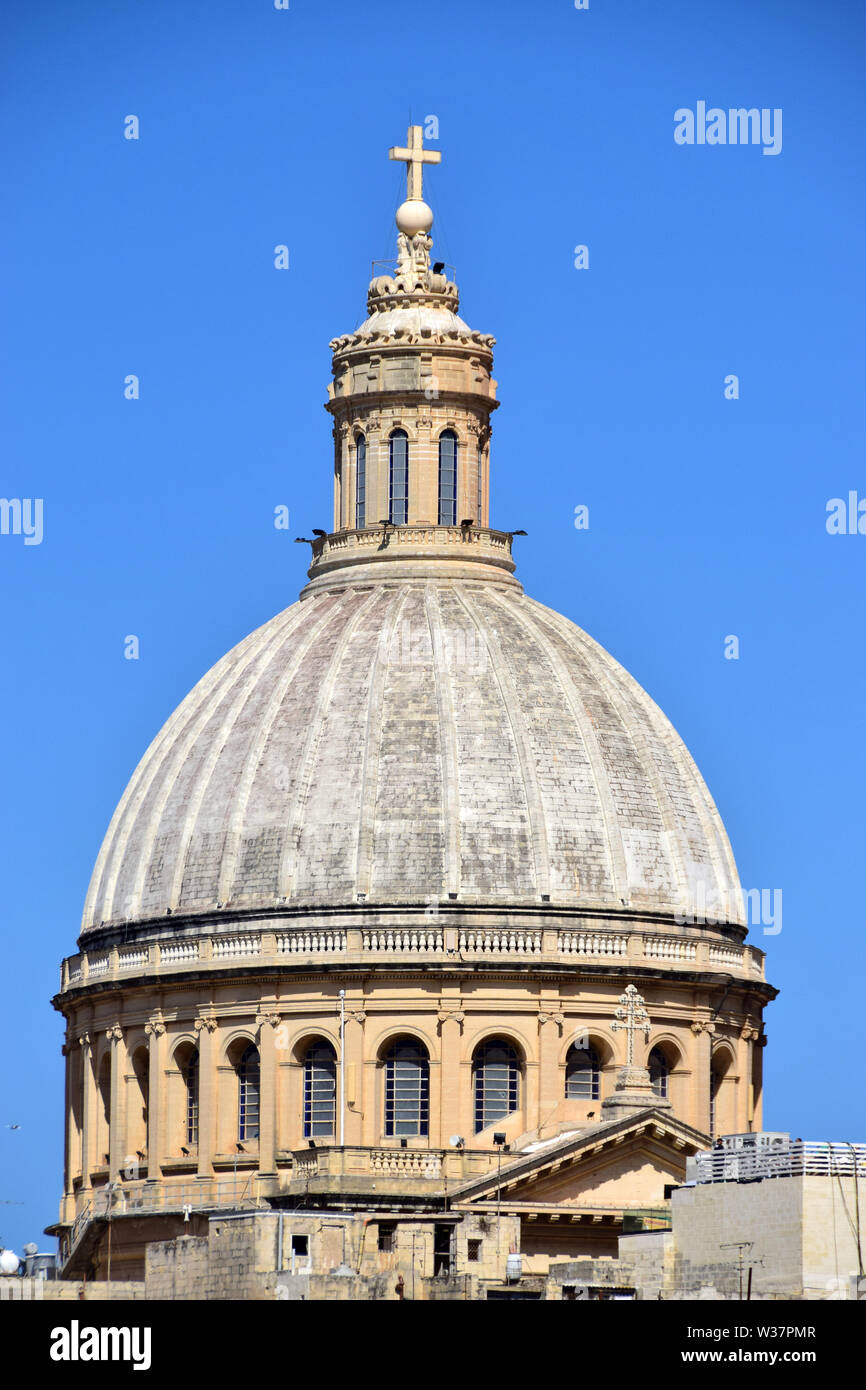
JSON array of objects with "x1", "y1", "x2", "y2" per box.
[{"x1": 453, "y1": 1108, "x2": 707, "y2": 1213}]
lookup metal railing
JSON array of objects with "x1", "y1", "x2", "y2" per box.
[
  {"x1": 61, "y1": 1176, "x2": 263, "y2": 1267},
  {"x1": 690, "y1": 1139, "x2": 866, "y2": 1184}
]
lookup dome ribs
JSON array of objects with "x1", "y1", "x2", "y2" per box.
[
  {"x1": 215, "y1": 593, "x2": 354, "y2": 907},
  {"x1": 530, "y1": 601, "x2": 738, "y2": 921},
  {"x1": 485, "y1": 590, "x2": 626, "y2": 906},
  {"x1": 142, "y1": 605, "x2": 306, "y2": 920},
  {"x1": 277, "y1": 589, "x2": 381, "y2": 900},
  {"x1": 292, "y1": 589, "x2": 393, "y2": 898},
  {"x1": 424, "y1": 584, "x2": 461, "y2": 899},
  {"x1": 529, "y1": 603, "x2": 685, "y2": 911},
  {"x1": 96, "y1": 605, "x2": 303, "y2": 928},
  {"x1": 353, "y1": 587, "x2": 410, "y2": 898},
  {"x1": 84, "y1": 624, "x2": 264, "y2": 929},
  {"x1": 368, "y1": 586, "x2": 447, "y2": 900},
  {"x1": 451, "y1": 586, "x2": 550, "y2": 900}
]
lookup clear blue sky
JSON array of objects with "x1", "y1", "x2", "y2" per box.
[{"x1": 1, "y1": 0, "x2": 864, "y2": 1254}]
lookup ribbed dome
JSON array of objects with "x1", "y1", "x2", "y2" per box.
[{"x1": 82, "y1": 581, "x2": 743, "y2": 933}]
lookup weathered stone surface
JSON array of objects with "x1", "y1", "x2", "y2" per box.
[{"x1": 83, "y1": 581, "x2": 742, "y2": 932}]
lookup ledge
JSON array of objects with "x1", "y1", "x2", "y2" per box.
[{"x1": 56, "y1": 921, "x2": 769, "y2": 1004}]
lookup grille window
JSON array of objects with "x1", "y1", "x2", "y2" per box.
[
  {"x1": 384, "y1": 1040, "x2": 429, "y2": 1137},
  {"x1": 473, "y1": 1040, "x2": 520, "y2": 1133},
  {"x1": 378, "y1": 1223, "x2": 396, "y2": 1253},
  {"x1": 355, "y1": 435, "x2": 366, "y2": 529},
  {"x1": 389, "y1": 430, "x2": 409, "y2": 524},
  {"x1": 438, "y1": 430, "x2": 458, "y2": 525},
  {"x1": 238, "y1": 1044, "x2": 260, "y2": 1141},
  {"x1": 303, "y1": 1041, "x2": 337, "y2": 1138},
  {"x1": 183, "y1": 1050, "x2": 199, "y2": 1145},
  {"x1": 648, "y1": 1047, "x2": 669, "y2": 1100},
  {"x1": 565, "y1": 1045, "x2": 600, "y2": 1101}
]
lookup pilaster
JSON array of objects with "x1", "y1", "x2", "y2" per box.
[
  {"x1": 106, "y1": 1024, "x2": 127, "y2": 1181},
  {"x1": 194, "y1": 1014, "x2": 218, "y2": 1178},
  {"x1": 144, "y1": 1013, "x2": 166, "y2": 1181}
]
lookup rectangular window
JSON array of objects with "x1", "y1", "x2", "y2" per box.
[
  {"x1": 355, "y1": 437, "x2": 366, "y2": 530},
  {"x1": 304, "y1": 1050, "x2": 336, "y2": 1138},
  {"x1": 385, "y1": 1051, "x2": 429, "y2": 1136},
  {"x1": 378, "y1": 1223, "x2": 396, "y2": 1253},
  {"x1": 467, "y1": 1239, "x2": 482, "y2": 1263},
  {"x1": 438, "y1": 432, "x2": 458, "y2": 526},
  {"x1": 389, "y1": 433, "x2": 409, "y2": 524},
  {"x1": 291, "y1": 1234, "x2": 309, "y2": 1256}
]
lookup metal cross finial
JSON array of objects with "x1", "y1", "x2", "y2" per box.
[
  {"x1": 610, "y1": 984, "x2": 651, "y2": 1067},
  {"x1": 388, "y1": 125, "x2": 441, "y2": 202}
]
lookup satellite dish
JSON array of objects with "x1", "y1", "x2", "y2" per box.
[
  {"x1": 22, "y1": 1243, "x2": 38, "y2": 1256},
  {"x1": 0, "y1": 1249, "x2": 20, "y2": 1276},
  {"x1": 572, "y1": 1284, "x2": 589, "y2": 1300},
  {"x1": 449, "y1": 1135, "x2": 465, "y2": 1148}
]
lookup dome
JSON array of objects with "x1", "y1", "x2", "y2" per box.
[{"x1": 82, "y1": 580, "x2": 743, "y2": 933}]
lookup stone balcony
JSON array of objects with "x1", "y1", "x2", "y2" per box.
[
  {"x1": 58, "y1": 923, "x2": 767, "y2": 996},
  {"x1": 300, "y1": 523, "x2": 520, "y2": 596}
]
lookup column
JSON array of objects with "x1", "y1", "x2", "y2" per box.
[
  {"x1": 257, "y1": 1013, "x2": 278, "y2": 1176},
  {"x1": 62, "y1": 1041, "x2": 74, "y2": 1200},
  {"x1": 195, "y1": 1015, "x2": 217, "y2": 1179},
  {"x1": 107, "y1": 1024, "x2": 128, "y2": 1181},
  {"x1": 691, "y1": 1020, "x2": 714, "y2": 1135},
  {"x1": 145, "y1": 1014, "x2": 166, "y2": 1181},
  {"x1": 79, "y1": 1033, "x2": 96, "y2": 1192}
]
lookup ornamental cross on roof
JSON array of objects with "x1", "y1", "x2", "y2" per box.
[
  {"x1": 610, "y1": 984, "x2": 651, "y2": 1067},
  {"x1": 388, "y1": 124, "x2": 441, "y2": 201}
]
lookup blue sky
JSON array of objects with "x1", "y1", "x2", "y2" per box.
[{"x1": 1, "y1": 0, "x2": 864, "y2": 1254}]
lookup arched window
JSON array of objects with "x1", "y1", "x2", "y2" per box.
[
  {"x1": 384, "y1": 1039, "x2": 429, "y2": 1137},
  {"x1": 648, "y1": 1047, "x2": 669, "y2": 1100},
  {"x1": 389, "y1": 429, "x2": 409, "y2": 524},
  {"x1": 355, "y1": 435, "x2": 366, "y2": 530},
  {"x1": 183, "y1": 1049, "x2": 199, "y2": 1146},
  {"x1": 565, "y1": 1044, "x2": 600, "y2": 1101},
  {"x1": 438, "y1": 429, "x2": 458, "y2": 525},
  {"x1": 238, "y1": 1044, "x2": 260, "y2": 1142},
  {"x1": 304, "y1": 1041, "x2": 337, "y2": 1138},
  {"x1": 473, "y1": 1039, "x2": 520, "y2": 1133},
  {"x1": 476, "y1": 441, "x2": 484, "y2": 524}
]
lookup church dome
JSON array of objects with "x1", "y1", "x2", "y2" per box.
[{"x1": 82, "y1": 579, "x2": 743, "y2": 933}]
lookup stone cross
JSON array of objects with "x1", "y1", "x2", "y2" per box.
[
  {"x1": 389, "y1": 125, "x2": 441, "y2": 201},
  {"x1": 610, "y1": 984, "x2": 651, "y2": 1067}
]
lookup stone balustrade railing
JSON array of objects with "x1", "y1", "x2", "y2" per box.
[
  {"x1": 369, "y1": 1149, "x2": 443, "y2": 1177},
  {"x1": 60, "y1": 924, "x2": 765, "y2": 992},
  {"x1": 310, "y1": 524, "x2": 513, "y2": 563},
  {"x1": 559, "y1": 932, "x2": 627, "y2": 957},
  {"x1": 645, "y1": 936, "x2": 697, "y2": 962},
  {"x1": 459, "y1": 929, "x2": 543, "y2": 955},
  {"x1": 362, "y1": 929, "x2": 442, "y2": 953},
  {"x1": 279, "y1": 930, "x2": 346, "y2": 954}
]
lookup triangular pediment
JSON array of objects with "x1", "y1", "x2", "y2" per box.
[{"x1": 453, "y1": 1108, "x2": 708, "y2": 1213}]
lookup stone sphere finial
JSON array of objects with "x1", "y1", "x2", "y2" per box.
[{"x1": 396, "y1": 198, "x2": 433, "y2": 235}]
